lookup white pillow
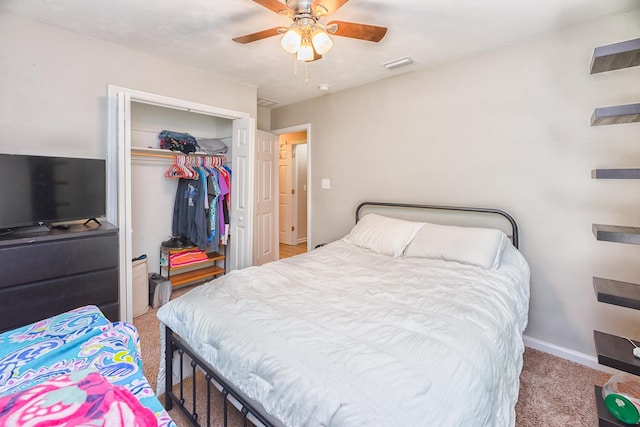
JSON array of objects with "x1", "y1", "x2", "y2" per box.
[
  {"x1": 403, "y1": 222, "x2": 507, "y2": 269},
  {"x1": 344, "y1": 213, "x2": 425, "y2": 257}
]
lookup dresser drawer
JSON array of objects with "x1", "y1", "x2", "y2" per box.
[
  {"x1": 99, "y1": 302, "x2": 120, "y2": 323},
  {"x1": 0, "y1": 268, "x2": 118, "y2": 333},
  {"x1": 0, "y1": 234, "x2": 118, "y2": 289}
]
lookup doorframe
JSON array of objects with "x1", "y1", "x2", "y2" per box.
[
  {"x1": 107, "y1": 85, "x2": 252, "y2": 322},
  {"x1": 292, "y1": 143, "x2": 308, "y2": 244},
  {"x1": 292, "y1": 143, "x2": 299, "y2": 245},
  {"x1": 271, "y1": 124, "x2": 312, "y2": 251}
]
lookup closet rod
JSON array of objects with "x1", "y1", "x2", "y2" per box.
[{"x1": 131, "y1": 151, "x2": 175, "y2": 159}]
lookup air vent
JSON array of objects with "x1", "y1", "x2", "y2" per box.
[
  {"x1": 257, "y1": 97, "x2": 279, "y2": 107},
  {"x1": 381, "y1": 56, "x2": 415, "y2": 71}
]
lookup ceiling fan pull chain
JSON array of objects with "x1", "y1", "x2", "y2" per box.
[
  {"x1": 294, "y1": 53, "x2": 298, "y2": 76},
  {"x1": 304, "y1": 61, "x2": 309, "y2": 83}
]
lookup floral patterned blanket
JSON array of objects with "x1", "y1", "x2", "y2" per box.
[{"x1": 0, "y1": 305, "x2": 174, "y2": 426}]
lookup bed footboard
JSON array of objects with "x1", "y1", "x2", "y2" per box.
[{"x1": 164, "y1": 326, "x2": 275, "y2": 427}]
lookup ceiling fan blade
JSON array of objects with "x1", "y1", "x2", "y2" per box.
[
  {"x1": 232, "y1": 27, "x2": 286, "y2": 44},
  {"x1": 252, "y1": 0, "x2": 294, "y2": 16},
  {"x1": 312, "y1": 0, "x2": 349, "y2": 16},
  {"x1": 307, "y1": 48, "x2": 323, "y2": 62},
  {"x1": 326, "y1": 20, "x2": 387, "y2": 42}
]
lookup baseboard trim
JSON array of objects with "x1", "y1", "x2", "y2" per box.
[{"x1": 523, "y1": 334, "x2": 617, "y2": 374}]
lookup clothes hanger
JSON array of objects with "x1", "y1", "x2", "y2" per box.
[
  {"x1": 193, "y1": 155, "x2": 208, "y2": 177},
  {"x1": 184, "y1": 155, "x2": 198, "y2": 179},
  {"x1": 204, "y1": 156, "x2": 216, "y2": 175},
  {"x1": 164, "y1": 155, "x2": 189, "y2": 178},
  {"x1": 214, "y1": 156, "x2": 227, "y2": 176}
]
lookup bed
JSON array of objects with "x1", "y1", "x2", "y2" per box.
[
  {"x1": 0, "y1": 304, "x2": 174, "y2": 426},
  {"x1": 157, "y1": 202, "x2": 530, "y2": 427}
]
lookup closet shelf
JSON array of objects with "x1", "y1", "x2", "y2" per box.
[
  {"x1": 593, "y1": 224, "x2": 640, "y2": 245},
  {"x1": 592, "y1": 169, "x2": 640, "y2": 179},
  {"x1": 163, "y1": 252, "x2": 225, "y2": 274},
  {"x1": 131, "y1": 147, "x2": 227, "y2": 159},
  {"x1": 591, "y1": 103, "x2": 640, "y2": 126},
  {"x1": 594, "y1": 330, "x2": 640, "y2": 376},
  {"x1": 160, "y1": 246, "x2": 226, "y2": 289},
  {"x1": 590, "y1": 38, "x2": 640, "y2": 74},
  {"x1": 167, "y1": 266, "x2": 225, "y2": 288},
  {"x1": 594, "y1": 277, "x2": 640, "y2": 310}
]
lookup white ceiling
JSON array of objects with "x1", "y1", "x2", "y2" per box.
[{"x1": 2, "y1": 0, "x2": 639, "y2": 108}]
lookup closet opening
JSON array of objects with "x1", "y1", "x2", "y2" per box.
[
  {"x1": 129, "y1": 102, "x2": 233, "y2": 290},
  {"x1": 107, "y1": 86, "x2": 255, "y2": 322}
]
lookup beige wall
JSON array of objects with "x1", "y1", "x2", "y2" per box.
[
  {"x1": 257, "y1": 106, "x2": 271, "y2": 131},
  {"x1": 0, "y1": 12, "x2": 257, "y2": 159},
  {"x1": 271, "y1": 10, "x2": 640, "y2": 356}
]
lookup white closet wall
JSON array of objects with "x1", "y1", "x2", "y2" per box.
[{"x1": 130, "y1": 102, "x2": 232, "y2": 274}]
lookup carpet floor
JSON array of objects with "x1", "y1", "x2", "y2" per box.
[{"x1": 134, "y1": 290, "x2": 611, "y2": 427}]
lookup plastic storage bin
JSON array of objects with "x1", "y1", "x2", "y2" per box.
[
  {"x1": 603, "y1": 372, "x2": 640, "y2": 424},
  {"x1": 149, "y1": 273, "x2": 172, "y2": 309}
]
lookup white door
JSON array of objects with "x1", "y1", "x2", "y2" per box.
[
  {"x1": 229, "y1": 117, "x2": 256, "y2": 271},
  {"x1": 114, "y1": 91, "x2": 133, "y2": 322},
  {"x1": 254, "y1": 130, "x2": 278, "y2": 265},
  {"x1": 279, "y1": 142, "x2": 295, "y2": 245}
]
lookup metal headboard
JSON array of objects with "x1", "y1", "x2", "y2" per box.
[{"x1": 355, "y1": 201, "x2": 519, "y2": 249}]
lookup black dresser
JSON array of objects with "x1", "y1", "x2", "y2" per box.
[{"x1": 0, "y1": 222, "x2": 119, "y2": 333}]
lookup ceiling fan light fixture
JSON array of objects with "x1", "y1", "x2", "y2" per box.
[
  {"x1": 281, "y1": 27, "x2": 302, "y2": 53},
  {"x1": 311, "y1": 28, "x2": 333, "y2": 55},
  {"x1": 296, "y1": 39, "x2": 314, "y2": 61}
]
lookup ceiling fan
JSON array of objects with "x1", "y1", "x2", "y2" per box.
[{"x1": 232, "y1": 0, "x2": 388, "y2": 62}]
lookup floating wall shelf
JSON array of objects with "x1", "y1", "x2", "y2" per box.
[
  {"x1": 594, "y1": 330, "x2": 640, "y2": 376},
  {"x1": 592, "y1": 224, "x2": 640, "y2": 245},
  {"x1": 592, "y1": 169, "x2": 640, "y2": 179},
  {"x1": 591, "y1": 103, "x2": 640, "y2": 126},
  {"x1": 590, "y1": 38, "x2": 640, "y2": 74},
  {"x1": 590, "y1": 37, "x2": 640, "y2": 427},
  {"x1": 594, "y1": 277, "x2": 640, "y2": 310}
]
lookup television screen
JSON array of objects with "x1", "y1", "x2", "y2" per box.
[{"x1": 0, "y1": 154, "x2": 106, "y2": 230}]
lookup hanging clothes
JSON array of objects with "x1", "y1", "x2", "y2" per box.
[
  {"x1": 217, "y1": 167, "x2": 230, "y2": 246},
  {"x1": 172, "y1": 176, "x2": 208, "y2": 250},
  {"x1": 207, "y1": 169, "x2": 221, "y2": 253},
  {"x1": 170, "y1": 155, "x2": 230, "y2": 252},
  {"x1": 222, "y1": 166, "x2": 232, "y2": 246}
]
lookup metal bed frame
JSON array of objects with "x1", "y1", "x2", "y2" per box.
[
  {"x1": 355, "y1": 201, "x2": 519, "y2": 249},
  {"x1": 163, "y1": 201, "x2": 520, "y2": 426},
  {"x1": 164, "y1": 326, "x2": 276, "y2": 427}
]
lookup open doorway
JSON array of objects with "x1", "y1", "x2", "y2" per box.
[
  {"x1": 107, "y1": 85, "x2": 254, "y2": 322},
  {"x1": 277, "y1": 128, "x2": 309, "y2": 259}
]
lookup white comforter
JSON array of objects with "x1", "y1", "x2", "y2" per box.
[{"x1": 157, "y1": 240, "x2": 530, "y2": 427}]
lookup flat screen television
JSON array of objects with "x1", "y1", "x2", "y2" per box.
[{"x1": 0, "y1": 154, "x2": 106, "y2": 231}]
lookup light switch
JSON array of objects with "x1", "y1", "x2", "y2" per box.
[{"x1": 321, "y1": 178, "x2": 331, "y2": 189}]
